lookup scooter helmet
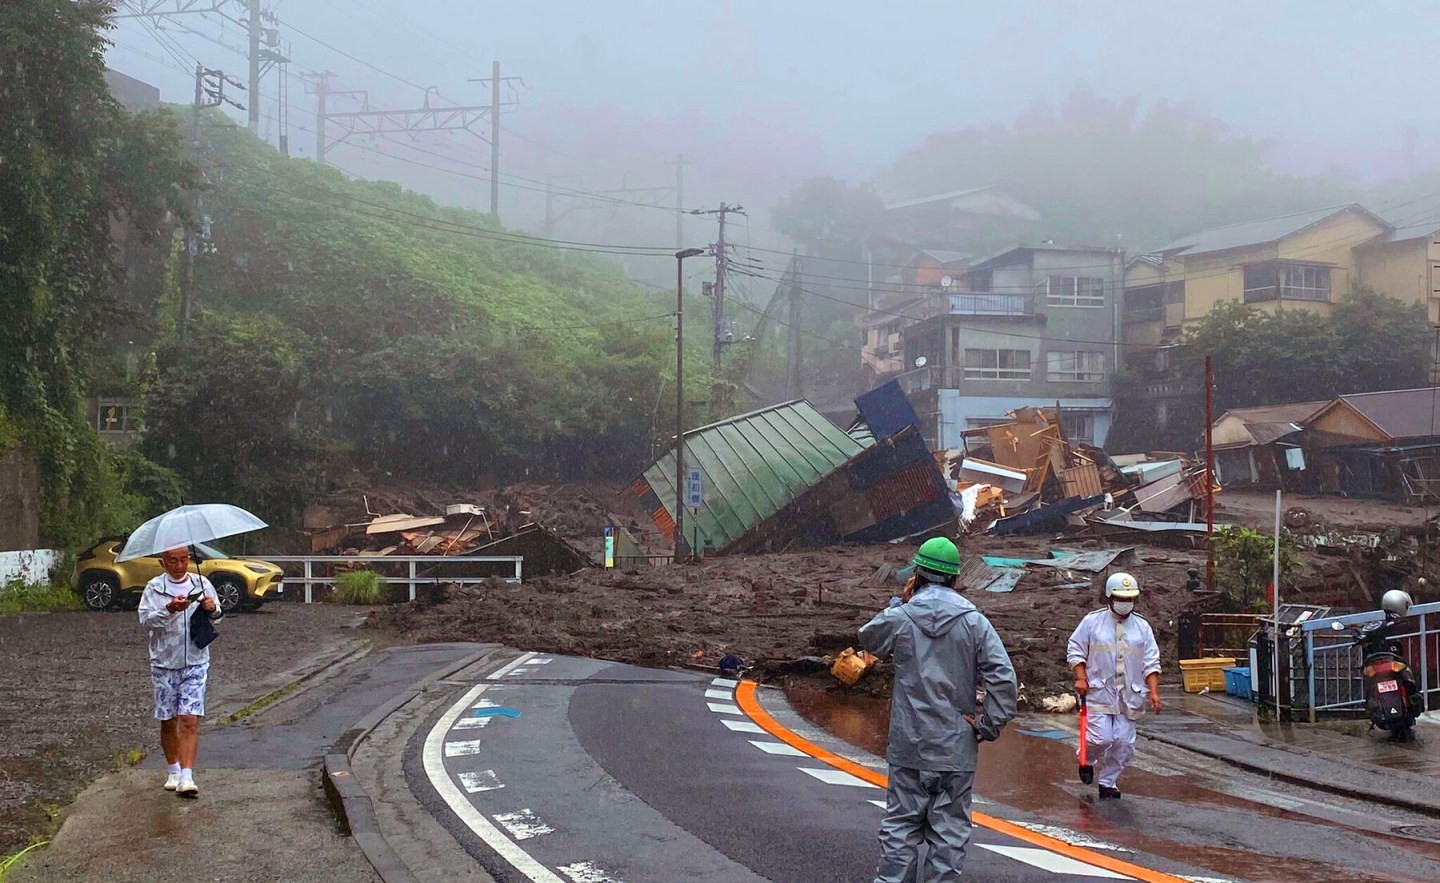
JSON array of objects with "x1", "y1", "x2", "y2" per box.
[
  {"x1": 1104, "y1": 572, "x2": 1140, "y2": 600},
  {"x1": 1381, "y1": 589, "x2": 1413, "y2": 619}
]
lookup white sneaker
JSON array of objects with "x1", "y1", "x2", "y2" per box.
[
  {"x1": 177, "y1": 776, "x2": 198, "y2": 798},
  {"x1": 164, "y1": 772, "x2": 180, "y2": 791}
]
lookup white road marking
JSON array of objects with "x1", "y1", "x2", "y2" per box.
[
  {"x1": 1178, "y1": 877, "x2": 1239, "y2": 883},
  {"x1": 557, "y1": 862, "x2": 622, "y2": 882},
  {"x1": 452, "y1": 716, "x2": 493, "y2": 730},
  {"x1": 976, "y1": 844, "x2": 1130, "y2": 878},
  {"x1": 1012, "y1": 822, "x2": 1133, "y2": 853},
  {"x1": 707, "y1": 702, "x2": 743, "y2": 714},
  {"x1": 704, "y1": 689, "x2": 734, "y2": 700},
  {"x1": 422, "y1": 684, "x2": 563, "y2": 883},
  {"x1": 458, "y1": 769, "x2": 504, "y2": 793},
  {"x1": 748, "y1": 740, "x2": 806, "y2": 757},
  {"x1": 711, "y1": 677, "x2": 739, "y2": 688},
  {"x1": 445, "y1": 740, "x2": 485, "y2": 757},
  {"x1": 474, "y1": 698, "x2": 500, "y2": 709},
  {"x1": 493, "y1": 809, "x2": 555, "y2": 841},
  {"x1": 506, "y1": 668, "x2": 537, "y2": 677},
  {"x1": 487, "y1": 652, "x2": 538, "y2": 680},
  {"x1": 797, "y1": 767, "x2": 880, "y2": 789},
  {"x1": 868, "y1": 799, "x2": 887, "y2": 809},
  {"x1": 529, "y1": 658, "x2": 554, "y2": 664},
  {"x1": 721, "y1": 719, "x2": 765, "y2": 733}
]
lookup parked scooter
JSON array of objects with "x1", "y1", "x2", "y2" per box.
[{"x1": 1330, "y1": 590, "x2": 1424, "y2": 742}]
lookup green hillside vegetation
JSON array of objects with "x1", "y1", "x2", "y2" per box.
[{"x1": 140, "y1": 111, "x2": 692, "y2": 523}]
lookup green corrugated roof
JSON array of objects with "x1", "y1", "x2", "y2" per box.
[{"x1": 643, "y1": 400, "x2": 871, "y2": 552}]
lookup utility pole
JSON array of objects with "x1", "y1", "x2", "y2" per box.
[
  {"x1": 118, "y1": 2, "x2": 287, "y2": 138},
  {"x1": 668, "y1": 153, "x2": 686, "y2": 249},
  {"x1": 247, "y1": 0, "x2": 260, "y2": 130},
  {"x1": 183, "y1": 63, "x2": 243, "y2": 336},
  {"x1": 545, "y1": 175, "x2": 555, "y2": 238},
  {"x1": 1205, "y1": 354, "x2": 1216, "y2": 593},
  {"x1": 308, "y1": 71, "x2": 337, "y2": 164},
  {"x1": 690, "y1": 202, "x2": 746, "y2": 369},
  {"x1": 489, "y1": 61, "x2": 500, "y2": 215},
  {"x1": 786, "y1": 252, "x2": 803, "y2": 398},
  {"x1": 469, "y1": 62, "x2": 523, "y2": 220}
]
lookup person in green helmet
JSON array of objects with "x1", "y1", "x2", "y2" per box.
[{"x1": 859, "y1": 536, "x2": 1017, "y2": 883}]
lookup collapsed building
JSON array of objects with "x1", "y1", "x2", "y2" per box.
[{"x1": 632, "y1": 382, "x2": 956, "y2": 556}]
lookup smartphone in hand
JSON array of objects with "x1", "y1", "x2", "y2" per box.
[{"x1": 187, "y1": 590, "x2": 204, "y2": 602}]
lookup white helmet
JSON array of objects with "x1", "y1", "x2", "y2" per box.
[
  {"x1": 1381, "y1": 589, "x2": 1413, "y2": 619},
  {"x1": 1105, "y1": 572, "x2": 1140, "y2": 600}
]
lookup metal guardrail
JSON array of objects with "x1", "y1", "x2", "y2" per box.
[
  {"x1": 262, "y1": 555, "x2": 523, "y2": 603},
  {"x1": 1299, "y1": 600, "x2": 1440, "y2": 722}
]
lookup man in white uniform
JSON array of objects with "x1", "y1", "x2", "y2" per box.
[{"x1": 1066, "y1": 572, "x2": 1161, "y2": 799}]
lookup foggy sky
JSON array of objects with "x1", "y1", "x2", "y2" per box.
[{"x1": 103, "y1": 0, "x2": 1438, "y2": 252}]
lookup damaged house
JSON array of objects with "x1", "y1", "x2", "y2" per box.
[{"x1": 632, "y1": 383, "x2": 955, "y2": 556}]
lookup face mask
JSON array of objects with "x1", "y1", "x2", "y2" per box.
[{"x1": 1111, "y1": 601, "x2": 1135, "y2": 617}]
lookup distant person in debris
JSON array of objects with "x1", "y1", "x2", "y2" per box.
[
  {"x1": 859, "y1": 537, "x2": 1018, "y2": 882},
  {"x1": 138, "y1": 546, "x2": 223, "y2": 799},
  {"x1": 1066, "y1": 572, "x2": 1162, "y2": 800},
  {"x1": 1185, "y1": 568, "x2": 1203, "y2": 593}
]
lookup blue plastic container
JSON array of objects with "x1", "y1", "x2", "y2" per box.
[{"x1": 1223, "y1": 666, "x2": 1252, "y2": 699}]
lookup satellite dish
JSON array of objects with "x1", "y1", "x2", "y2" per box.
[
  {"x1": 940, "y1": 275, "x2": 954, "y2": 289},
  {"x1": 915, "y1": 356, "x2": 928, "y2": 368}
]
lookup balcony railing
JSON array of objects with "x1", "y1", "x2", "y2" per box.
[
  {"x1": 947, "y1": 292, "x2": 1032, "y2": 316},
  {"x1": 1244, "y1": 285, "x2": 1331, "y2": 304}
]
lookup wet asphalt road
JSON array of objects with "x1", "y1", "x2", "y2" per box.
[{"x1": 406, "y1": 653, "x2": 1217, "y2": 882}]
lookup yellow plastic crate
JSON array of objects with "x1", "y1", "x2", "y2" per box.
[{"x1": 1179, "y1": 657, "x2": 1237, "y2": 693}]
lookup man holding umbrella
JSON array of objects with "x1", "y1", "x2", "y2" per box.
[
  {"x1": 123, "y1": 504, "x2": 267, "y2": 798},
  {"x1": 139, "y1": 546, "x2": 223, "y2": 797}
]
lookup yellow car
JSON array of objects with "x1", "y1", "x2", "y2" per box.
[{"x1": 71, "y1": 537, "x2": 284, "y2": 613}]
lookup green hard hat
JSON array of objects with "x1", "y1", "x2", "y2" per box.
[{"x1": 912, "y1": 537, "x2": 961, "y2": 576}]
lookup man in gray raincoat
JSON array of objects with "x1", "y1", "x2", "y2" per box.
[{"x1": 859, "y1": 537, "x2": 1018, "y2": 882}]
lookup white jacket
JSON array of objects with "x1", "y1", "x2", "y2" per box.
[
  {"x1": 1066, "y1": 608, "x2": 1160, "y2": 719},
  {"x1": 138, "y1": 574, "x2": 224, "y2": 669}
]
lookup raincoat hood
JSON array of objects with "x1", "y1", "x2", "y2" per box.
[{"x1": 902, "y1": 584, "x2": 977, "y2": 638}]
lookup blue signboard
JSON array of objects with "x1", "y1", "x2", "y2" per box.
[{"x1": 686, "y1": 468, "x2": 705, "y2": 511}]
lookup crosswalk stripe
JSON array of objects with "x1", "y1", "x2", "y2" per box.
[
  {"x1": 977, "y1": 844, "x2": 1132, "y2": 878},
  {"x1": 797, "y1": 767, "x2": 880, "y2": 788},
  {"x1": 458, "y1": 769, "x2": 505, "y2": 793},
  {"x1": 711, "y1": 677, "x2": 739, "y2": 688},
  {"x1": 444, "y1": 740, "x2": 484, "y2": 757},
  {"x1": 748, "y1": 740, "x2": 806, "y2": 757},
  {"x1": 492, "y1": 809, "x2": 554, "y2": 841},
  {"x1": 704, "y1": 689, "x2": 734, "y2": 700},
  {"x1": 721, "y1": 719, "x2": 765, "y2": 733},
  {"x1": 707, "y1": 702, "x2": 743, "y2": 714}
]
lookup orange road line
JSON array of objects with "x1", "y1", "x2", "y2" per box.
[{"x1": 734, "y1": 681, "x2": 1187, "y2": 883}]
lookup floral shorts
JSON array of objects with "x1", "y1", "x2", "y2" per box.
[{"x1": 151, "y1": 663, "x2": 209, "y2": 720}]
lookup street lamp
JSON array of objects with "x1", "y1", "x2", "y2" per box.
[{"x1": 675, "y1": 247, "x2": 706, "y2": 563}]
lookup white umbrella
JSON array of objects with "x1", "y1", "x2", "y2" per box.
[{"x1": 116, "y1": 504, "x2": 268, "y2": 562}]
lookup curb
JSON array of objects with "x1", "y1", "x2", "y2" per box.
[
  {"x1": 1139, "y1": 728, "x2": 1440, "y2": 818},
  {"x1": 322, "y1": 644, "x2": 505, "y2": 883},
  {"x1": 211, "y1": 635, "x2": 373, "y2": 724}
]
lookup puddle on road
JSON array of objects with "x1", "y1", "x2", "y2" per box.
[{"x1": 784, "y1": 684, "x2": 1440, "y2": 883}]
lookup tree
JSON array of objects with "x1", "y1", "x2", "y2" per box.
[
  {"x1": 880, "y1": 87, "x2": 1354, "y2": 251},
  {"x1": 1113, "y1": 288, "x2": 1432, "y2": 451},
  {"x1": 0, "y1": 0, "x2": 197, "y2": 544},
  {"x1": 1212, "y1": 526, "x2": 1301, "y2": 611},
  {"x1": 770, "y1": 176, "x2": 885, "y2": 255},
  {"x1": 1332, "y1": 285, "x2": 1429, "y2": 393}
]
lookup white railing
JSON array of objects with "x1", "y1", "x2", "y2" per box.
[
  {"x1": 1299, "y1": 601, "x2": 1440, "y2": 720},
  {"x1": 262, "y1": 554, "x2": 523, "y2": 603}
]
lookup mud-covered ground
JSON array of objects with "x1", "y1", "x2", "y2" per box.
[
  {"x1": 367, "y1": 536, "x2": 1215, "y2": 703},
  {"x1": 0, "y1": 604, "x2": 367, "y2": 856}
]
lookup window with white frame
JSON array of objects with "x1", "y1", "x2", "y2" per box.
[
  {"x1": 1037, "y1": 275, "x2": 1105, "y2": 307},
  {"x1": 1046, "y1": 351, "x2": 1106, "y2": 382},
  {"x1": 964, "y1": 348, "x2": 1031, "y2": 380},
  {"x1": 1063, "y1": 413, "x2": 1097, "y2": 445}
]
